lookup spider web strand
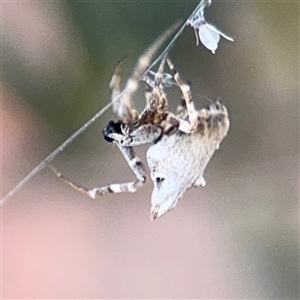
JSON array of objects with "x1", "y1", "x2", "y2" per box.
[{"x1": 0, "y1": 0, "x2": 207, "y2": 206}]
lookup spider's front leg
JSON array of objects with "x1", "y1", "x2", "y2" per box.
[
  {"x1": 49, "y1": 121, "x2": 162, "y2": 198},
  {"x1": 48, "y1": 144, "x2": 147, "y2": 198},
  {"x1": 89, "y1": 145, "x2": 147, "y2": 197}
]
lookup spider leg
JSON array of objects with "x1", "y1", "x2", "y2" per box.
[
  {"x1": 176, "y1": 98, "x2": 187, "y2": 117},
  {"x1": 166, "y1": 58, "x2": 198, "y2": 133},
  {"x1": 142, "y1": 56, "x2": 166, "y2": 91},
  {"x1": 48, "y1": 145, "x2": 146, "y2": 198},
  {"x1": 109, "y1": 58, "x2": 138, "y2": 123},
  {"x1": 110, "y1": 21, "x2": 182, "y2": 124}
]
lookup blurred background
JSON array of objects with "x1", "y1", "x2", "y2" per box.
[{"x1": 2, "y1": 1, "x2": 299, "y2": 299}]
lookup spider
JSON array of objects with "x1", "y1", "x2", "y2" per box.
[{"x1": 49, "y1": 29, "x2": 230, "y2": 220}]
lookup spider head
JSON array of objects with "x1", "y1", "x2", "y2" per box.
[{"x1": 102, "y1": 121, "x2": 122, "y2": 143}]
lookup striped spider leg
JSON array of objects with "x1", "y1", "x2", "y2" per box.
[{"x1": 48, "y1": 23, "x2": 180, "y2": 201}]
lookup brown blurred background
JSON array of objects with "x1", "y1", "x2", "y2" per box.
[{"x1": 2, "y1": 1, "x2": 299, "y2": 299}]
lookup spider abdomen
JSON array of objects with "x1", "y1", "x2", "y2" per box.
[{"x1": 147, "y1": 99, "x2": 229, "y2": 220}]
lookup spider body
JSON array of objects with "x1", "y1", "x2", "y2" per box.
[
  {"x1": 102, "y1": 94, "x2": 229, "y2": 220},
  {"x1": 49, "y1": 25, "x2": 230, "y2": 220}
]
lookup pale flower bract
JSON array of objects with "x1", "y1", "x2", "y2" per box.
[{"x1": 188, "y1": 13, "x2": 233, "y2": 54}]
